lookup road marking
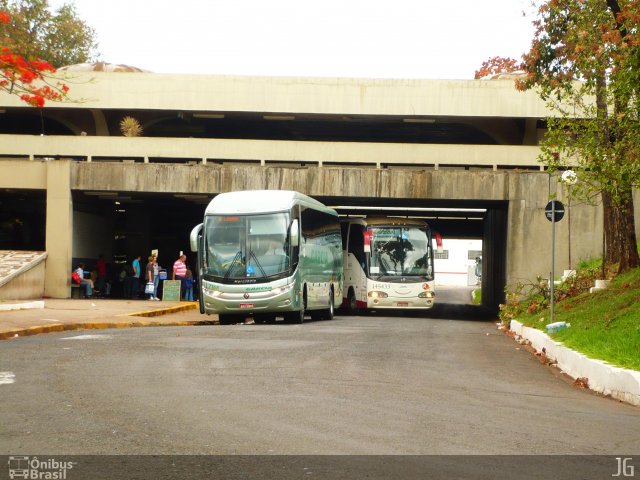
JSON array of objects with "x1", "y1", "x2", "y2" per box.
[
  {"x1": 60, "y1": 334, "x2": 113, "y2": 340},
  {"x1": 0, "y1": 371, "x2": 15, "y2": 385}
]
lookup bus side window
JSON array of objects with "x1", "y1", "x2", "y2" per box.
[{"x1": 348, "y1": 224, "x2": 365, "y2": 268}]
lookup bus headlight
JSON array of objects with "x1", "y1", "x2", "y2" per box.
[
  {"x1": 204, "y1": 288, "x2": 222, "y2": 298},
  {"x1": 368, "y1": 291, "x2": 388, "y2": 299},
  {"x1": 418, "y1": 291, "x2": 434, "y2": 299}
]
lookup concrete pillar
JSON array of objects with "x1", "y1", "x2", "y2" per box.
[
  {"x1": 45, "y1": 160, "x2": 73, "y2": 298},
  {"x1": 482, "y1": 208, "x2": 508, "y2": 313}
]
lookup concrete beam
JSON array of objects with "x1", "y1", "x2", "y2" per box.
[
  {"x1": 0, "y1": 74, "x2": 558, "y2": 118},
  {"x1": 0, "y1": 160, "x2": 47, "y2": 189},
  {"x1": 0, "y1": 134, "x2": 546, "y2": 169}
]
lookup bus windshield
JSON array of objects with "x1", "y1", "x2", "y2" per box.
[
  {"x1": 368, "y1": 226, "x2": 433, "y2": 280},
  {"x1": 204, "y1": 212, "x2": 291, "y2": 281}
]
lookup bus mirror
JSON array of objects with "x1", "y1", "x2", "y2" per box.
[
  {"x1": 363, "y1": 231, "x2": 372, "y2": 253},
  {"x1": 434, "y1": 232, "x2": 444, "y2": 254},
  {"x1": 190, "y1": 223, "x2": 203, "y2": 252},
  {"x1": 290, "y1": 219, "x2": 299, "y2": 247}
]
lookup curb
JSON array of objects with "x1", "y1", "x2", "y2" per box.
[
  {"x1": 0, "y1": 302, "x2": 215, "y2": 341},
  {"x1": 0, "y1": 319, "x2": 217, "y2": 340},
  {"x1": 509, "y1": 320, "x2": 640, "y2": 407},
  {"x1": 116, "y1": 302, "x2": 199, "y2": 318}
]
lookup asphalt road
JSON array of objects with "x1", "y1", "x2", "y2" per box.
[{"x1": 1, "y1": 296, "x2": 638, "y2": 458}]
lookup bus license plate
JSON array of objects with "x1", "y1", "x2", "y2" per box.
[
  {"x1": 397, "y1": 302, "x2": 408, "y2": 307},
  {"x1": 240, "y1": 303, "x2": 254, "y2": 309}
]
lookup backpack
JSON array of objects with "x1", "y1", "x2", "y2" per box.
[{"x1": 71, "y1": 271, "x2": 82, "y2": 284}]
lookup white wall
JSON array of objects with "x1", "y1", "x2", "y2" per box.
[{"x1": 434, "y1": 239, "x2": 482, "y2": 286}]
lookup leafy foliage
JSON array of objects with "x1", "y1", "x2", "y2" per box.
[
  {"x1": 0, "y1": 0, "x2": 97, "y2": 68},
  {"x1": 0, "y1": 9, "x2": 69, "y2": 106},
  {"x1": 515, "y1": 0, "x2": 640, "y2": 272},
  {"x1": 474, "y1": 56, "x2": 523, "y2": 79},
  {"x1": 499, "y1": 267, "x2": 598, "y2": 325}
]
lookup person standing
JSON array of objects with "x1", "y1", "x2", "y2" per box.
[
  {"x1": 184, "y1": 269, "x2": 194, "y2": 301},
  {"x1": 152, "y1": 254, "x2": 161, "y2": 300},
  {"x1": 130, "y1": 255, "x2": 141, "y2": 299},
  {"x1": 145, "y1": 255, "x2": 158, "y2": 300},
  {"x1": 172, "y1": 254, "x2": 187, "y2": 300},
  {"x1": 95, "y1": 254, "x2": 107, "y2": 295}
]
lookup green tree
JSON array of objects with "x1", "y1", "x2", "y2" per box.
[
  {"x1": 516, "y1": 0, "x2": 640, "y2": 273},
  {"x1": 0, "y1": 0, "x2": 97, "y2": 67},
  {"x1": 1, "y1": 9, "x2": 70, "y2": 106}
]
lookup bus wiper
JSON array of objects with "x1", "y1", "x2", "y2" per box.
[
  {"x1": 224, "y1": 250, "x2": 243, "y2": 280},
  {"x1": 248, "y1": 250, "x2": 267, "y2": 278}
]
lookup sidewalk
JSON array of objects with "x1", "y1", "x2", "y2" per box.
[{"x1": 0, "y1": 298, "x2": 215, "y2": 340}]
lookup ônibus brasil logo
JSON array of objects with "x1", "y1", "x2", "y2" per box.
[{"x1": 8, "y1": 456, "x2": 75, "y2": 479}]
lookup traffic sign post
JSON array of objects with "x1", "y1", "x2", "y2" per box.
[
  {"x1": 545, "y1": 200, "x2": 564, "y2": 324},
  {"x1": 545, "y1": 200, "x2": 565, "y2": 222}
]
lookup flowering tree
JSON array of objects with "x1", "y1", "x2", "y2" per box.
[
  {"x1": 474, "y1": 56, "x2": 523, "y2": 79},
  {"x1": 0, "y1": 10, "x2": 69, "y2": 106},
  {"x1": 481, "y1": 0, "x2": 640, "y2": 273},
  {"x1": 0, "y1": 0, "x2": 97, "y2": 69}
]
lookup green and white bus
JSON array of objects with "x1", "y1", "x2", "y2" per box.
[
  {"x1": 190, "y1": 190, "x2": 343, "y2": 324},
  {"x1": 341, "y1": 217, "x2": 439, "y2": 314}
]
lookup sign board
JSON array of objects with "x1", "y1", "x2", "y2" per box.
[
  {"x1": 545, "y1": 200, "x2": 565, "y2": 223},
  {"x1": 162, "y1": 280, "x2": 181, "y2": 301}
]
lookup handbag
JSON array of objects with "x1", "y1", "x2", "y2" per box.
[
  {"x1": 144, "y1": 282, "x2": 154, "y2": 295},
  {"x1": 71, "y1": 271, "x2": 82, "y2": 284}
]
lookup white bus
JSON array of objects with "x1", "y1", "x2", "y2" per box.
[
  {"x1": 190, "y1": 190, "x2": 343, "y2": 324},
  {"x1": 341, "y1": 217, "x2": 438, "y2": 313}
]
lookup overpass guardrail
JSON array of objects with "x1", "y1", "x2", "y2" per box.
[{"x1": 0, "y1": 134, "x2": 552, "y2": 170}]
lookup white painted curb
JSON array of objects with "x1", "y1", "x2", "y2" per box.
[
  {"x1": 510, "y1": 320, "x2": 640, "y2": 407},
  {"x1": 0, "y1": 300, "x2": 45, "y2": 311}
]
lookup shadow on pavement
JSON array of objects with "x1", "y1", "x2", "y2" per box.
[{"x1": 365, "y1": 302, "x2": 498, "y2": 321}]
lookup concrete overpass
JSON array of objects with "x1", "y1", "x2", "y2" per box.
[{"x1": 0, "y1": 72, "x2": 604, "y2": 311}]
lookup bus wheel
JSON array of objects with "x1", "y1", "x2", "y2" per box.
[
  {"x1": 323, "y1": 289, "x2": 335, "y2": 320},
  {"x1": 284, "y1": 310, "x2": 304, "y2": 324},
  {"x1": 347, "y1": 289, "x2": 359, "y2": 316}
]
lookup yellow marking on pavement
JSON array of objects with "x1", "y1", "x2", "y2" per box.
[{"x1": 117, "y1": 302, "x2": 198, "y2": 318}]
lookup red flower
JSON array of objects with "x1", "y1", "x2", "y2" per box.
[{"x1": 0, "y1": 14, "x2": 70, "y2": 107}]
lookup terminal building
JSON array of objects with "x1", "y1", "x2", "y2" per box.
[{"x1": 0, "y1": 65, "x2": 607, "y2": 308}]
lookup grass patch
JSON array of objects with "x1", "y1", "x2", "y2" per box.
[
  {"x1": 512, "y1": 268, "x2": 640, "y2": 371},
  {"x1": 472, "y1": 288, "x2": 482, "y2": 305}
]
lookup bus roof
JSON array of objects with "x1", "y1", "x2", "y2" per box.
[{"x1": 204, "y1": 190, "x2": 336, "y2": 216}]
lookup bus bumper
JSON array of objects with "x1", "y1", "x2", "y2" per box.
[
  {"x1": 367, "y1": 296, "x2": 435, "y2": 309},
  {"x1": 202, "y1": 283, "x2": 301, "y2": 314}
]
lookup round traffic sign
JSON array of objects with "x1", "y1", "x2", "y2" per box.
[{"x1": 545, "y1": 200, "x2": 565, "y2": 222}]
